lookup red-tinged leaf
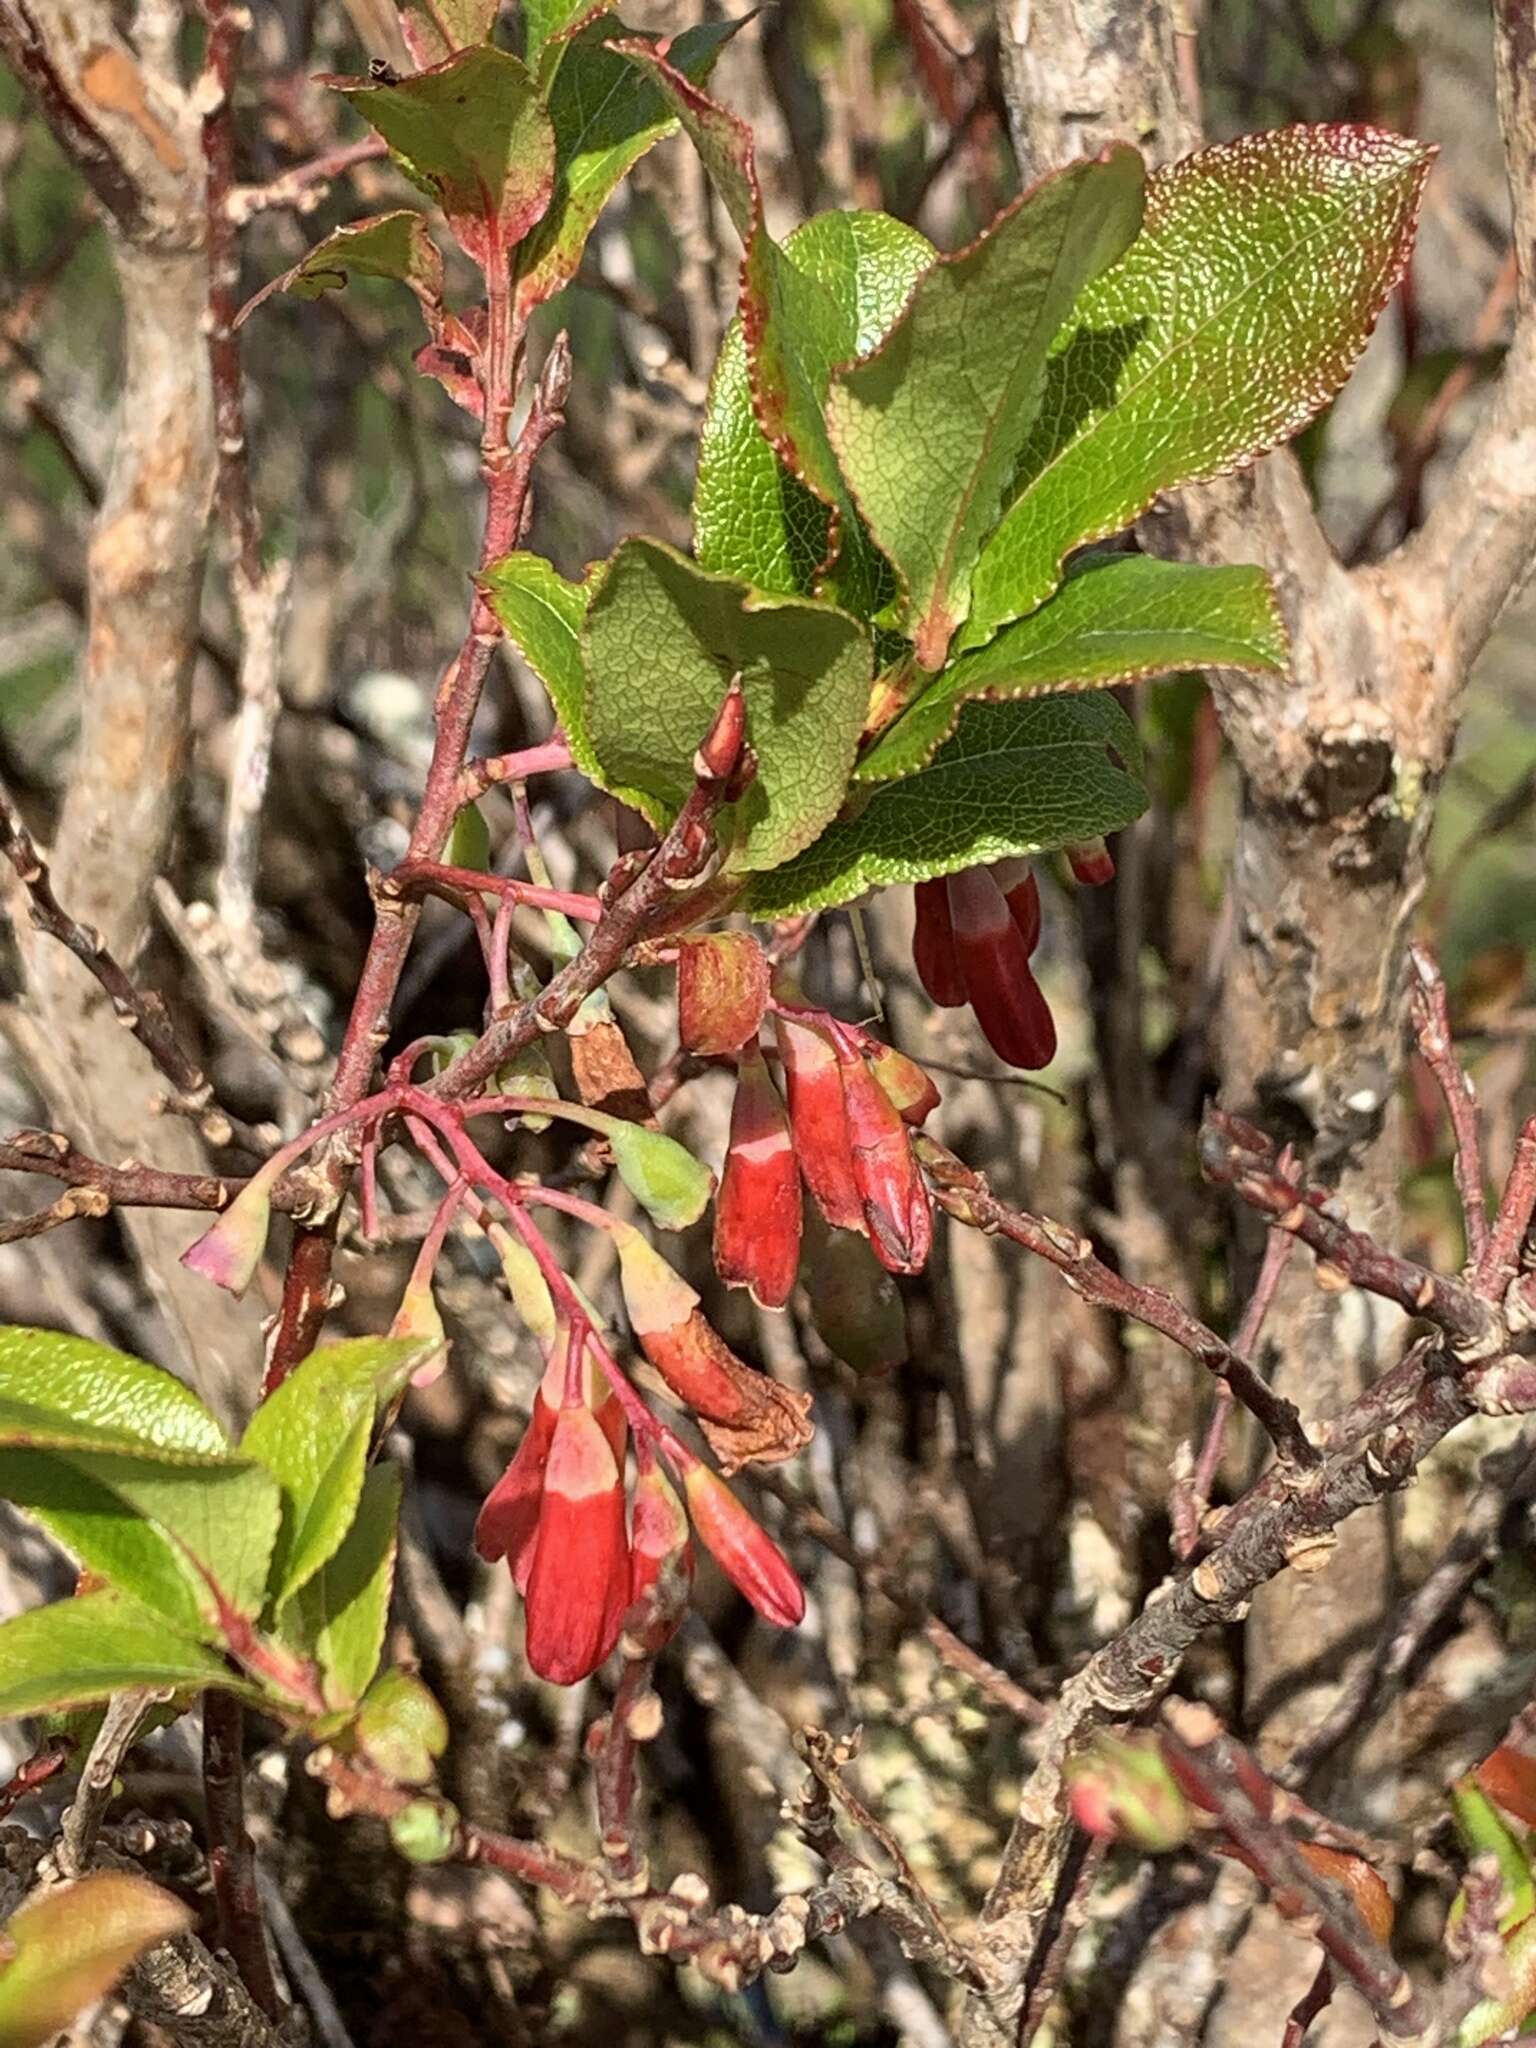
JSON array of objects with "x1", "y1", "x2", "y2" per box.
[
  {"x1": 911, "y1": 878, "x2": 966, "y2": 1007},
  {"x1": 1478, "y1": 1747, "x2": 1536, "y2": 1830},
  {"x1": 474, "y1": 1391, "x2": 558, "y2": 1592},
  {"x1": 964, "y1": 126, "x2": 1435, "y2": 651},
  {"x1": 947, "y1": 866, "x2": 1057, "y2": 1070},
  {"x1": 413, "y1": 310, "x2": 485, "y2": 419},
  {"x1": 713, "y1": 1045, "x2": 802, "y2": 1309},
  {"x1": 833, "y1": 1041, "x2": 932, "y2": 1275},
  {"x1": 523, "y1": 1405, "x2": 630, "y2": 1684},
  {"x1": 677, "y1": 931, "x2": 769, "y2": 1056},
  {"x1": 679, "y1": 1461, "x2": 805, "y2": 1628},
  {"x1": 0, "y1": 1874, "x2": 192, "y2": 2048},
  {"x1": 398, "y1": 0, "x2": 496, "y2": 69},
  {"x1": 773, "y1": 1012, "x2": 865, "y2": 1234},
  {"x1": 237, "y1": 211, "x2": 444, "y2": 331},
  {"x1": 321, "y1": 48, "x2": 555, "y2": 272}
]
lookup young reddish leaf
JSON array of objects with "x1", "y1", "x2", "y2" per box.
[
  {"x1": 523, "y1": 1405, "x2": 630, "y2": 1684},
  {"x1": 747, "y1": 693, "x2": 1147, "y2": 920},
  {"x1": 1294, "y1": 1843, "x2": 1395, "y2": 1945},
  {"x1": 1477, "y1": 1746, "x2": 1536, "y2": 1829},
  {"x1": 861, "y1": 555, "x2": 1288, "y2": 781},
  {"x1": 397, "y1": 0, "x2": 496, "y2": 70},
  {"x1": 825, "y1": 148, "x2": 1145, "y2": 670},
  {"x1": 713, "y1": 1044, "x2": 802, "y2": 1309},
  {"x1": 772, "y1": 1012, "x2": 864, "y2": 1234},
  {"x1": 237, "y1": 211, "x2": 445, "y2": 331},
  {"x1": 321, "y1": 49, "x2": 556, "y2": 272},
  {"x1": 963, "y1": 126, "x2": 1434, "y2": 651},
  {"x1": 513, "y1": 14, "x2": 741, "y2": 322},
  {"x1": 677, "y1": 931, "x2": 769, "y2": 1055},
  {"x1": 581, "y1": 537, "x2": 872, "y2": 871},
  {"x1": 679, "y1": 1460, "x2": 805, "y2": 1628},
  {"x1": 0, "y1": 1874, "x2": 192, "y2": 2048}
]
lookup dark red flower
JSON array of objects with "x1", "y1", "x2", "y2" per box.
[{"x1": 522, "y1": 1402, "x2": 632, "y2": 1684}]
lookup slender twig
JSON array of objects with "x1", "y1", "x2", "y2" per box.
[
  {"x1": 54, "y1": 1690, "x2": 159, "y2": 1876},
  {"x1": 0, "y1": 1737, "x2": 74, "y2": 1822},
  {"x1": 590, "y1": 1577, "x2": 689, "y2": 1892},
  {"x1": 915, "y1": 1134, "x2": 1321, "y2": 1471},
  {"x1": 0, "y1": 779, "x2": 212, "y2": 1110},
  {"x1": 202, "y1": 1690, "x2": 282, "y2": 2021},
  {"x1": 383, "y1": 860, "x2": 602, "y2": 923},
  {"x1": 458, "y1": 738, "x2": 573, "y2": 803},
  {"x1": 1409, "y1": 943, "x2": 1488, "y2": 1265},
  {"x1": 228, "y1": 134, "x2": 389, "y2": 222},
  {"x1": 1479, "y1": 1114, "x2": 1536, "y2": 1302}
]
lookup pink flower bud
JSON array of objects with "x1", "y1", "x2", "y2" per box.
[
  {"x1": 772, "y1": 1012, "x2": 865, "y2": 1234},
  {"x1": 388, "y1": 1274, "x2": 450, "y2": 1388},
  {"x1": 523, "y1": 1404, "x2": 631, "y2": 1684},
  {"x1": 713, "y1": 1045, "x2": 802, "y2": 1309},
  {"x1": 863, "y1": 1042, "x2": 941, "y2": 1127},
  {"x1": 911, "y1": 879, "x2": 967, "y2": 1006},
  {"x1": 833, "y1": 1041, "x2": 932, "y2": 1276},
  {"x1": 1065, "y1": 837, "x2": 1115, "y2": 887},
  {"x1": 680, "y1": 1461, "x2": 805, "y2": 1628},
  {"x1": 677, "y1": 932, "x2": 769, "y2": 1056},
  {"x1": 474, "y1": 1390, "x2": 558, "y2": 1592},
  {"x1": 1064, "y1": 1735, "x2": 1193, "y2": 1851},
  {"x1": 945, "y1": 866, "x2": 1056, "y2": 1070},
  {"x1": 629, "y1": 1459, "x2": 693, "y2": 1611},
  {"x1": 179, "y1": 1157, "x2": 282, "y2": 1297}
]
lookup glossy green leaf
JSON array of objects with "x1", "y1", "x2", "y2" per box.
[
  {"x1": 523, "y1": 0, "x2": 597, "y2": 77},
  {"x1": 862, "y1": 555, "x2": 1287, "y2": 780},
  {"x1": 398, "y1": 0, "x2": 496, "y2": 69},
  {"x1": 515, "y1": 13, "x2": 740, "y2": 319},
  {"x1": 0, "y1": 1328, "x2": 228, "y2": 1458},
  {"x1": 280, "y1": 1464, "x2": 401, "y2": 1711},
  {"x1": 826, "y1": 150, "x2": 1145, "y2": 669},
  {"x1": 241, "y1": 212, "x2": 444, "y2": 327},
  {"x1": 602, "y1": 1119, "x2": 714, "y2": 1230},
  {"x1": 0, "y1": 1590, "x2": 238, "y2": 1719},
  {"x1": 0, "y1": 1873, "x2": 192, "y2": 2048},
  {"x1": 745, "y1": 693, "x2": 1147, "y2": 916},
  {"x1": 581, "y1": 537, "x2": 871, "y2": 870},
  {"x1": 962, "y1": 125, "x2": 1433, "y2": 651},
  {"x1": 479, "y1": 551, "x2": 601, "y2": 779},
  {"x1": 322, "y1": 48, "x2": 556, "y2": 270},
  {"x1": 616, "y1": 47, "x2": 903, "y2": 619},
  {"x1": 241, "y1": 1338, "x2": 424, "y2": 1610},
  {"x1": 694, "y1": 209, "x2": 934, "y2": 608}
]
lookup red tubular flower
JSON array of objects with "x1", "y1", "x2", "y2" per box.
[
  {"x1": 713, "y1": 1043, "x2": 802, "y2": 1308},
  {"x1": 522, "y1": 1403, "x2": 631, "y2": 1684},
  {"x1": 990, "y1": 857, "x2": 1042, "y2": 955},
  {"x1": 832, "y1": 1036, "x2": 932, "y2": 1275},
  {"x1": 772, "y1": 1011, "x2": 865, "y2": 1233},
  {"x1": 911, "y1": 879, "x2": 967, "y2": 1006},
  {"x1": 678, "y1": 1458, "x2": 805, "y2": 1628},
  {"x1": 629, "y1": 1456, "x2": 694, "y2": 1611},
  {"x1": 473, "y1": 1389, "x2": 558, "y2": 1593},
  {"x1": 945, "y1": 865, "x2": 1056, "y2": 1071}
]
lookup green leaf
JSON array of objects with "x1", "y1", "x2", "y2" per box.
[
  {"x1": 0, "y1": 1328, "x2": 229, "y2": 1458},
  {"x1": 0, "y1": 1589, "x2": 238, "y2": 1719},
  {"x1": 514, "y1": 14, "x2": 740, "y2": 320},
  {"x1": 861, "y1": 555, "x2": 1287, "y2": 780},
  {"x1": 581, "y1": 537, "x2": 872, "y2": 871},
  {"x1": 398, "y1": 0, "x2": 497, "y2": 70},
  {"x1": 479, "y1": 552, "x2": 601, "y2": 779},
  {"x1": 616, "y1": 48, "x2": 909, "y2": 620},
  {"x1": 443, "y1": 800, "x2": 491, "y2": 871},
  {"x1": 241, "y1": 1338, "x2": 424, "y2": 1610},
  {"x1": 0, "y1": 1873, "x2": 192, "y2": 2048},
  {"x1": 322, "y1": 48, "x2": 556, "y2": 271},
  {"x1": 279, "y1": 1464, "x2": 401, "y2": 1711},
  {"x1": 694, "y1": 208, "x2": 934, "y2": 607},
  {"x1": 523, "y1": 0, "x2": 597, "y2": 78},
  {"x1": 745, "y1": 693, "x2": 1147, "y2": 916},
  {"x1": 354, "y1": 1669, "x2": 449, "y2": 1786},
  {"x1": 962, "y1": 125, "x2": 1433, "y2": 652},
  {"x1": 825, "y1": 150, "x2": 1145, "y2": 669},
  {"x1": 602, "y1": 1119, "x2": 713, "y2": 1230},
  {"x1": 241, "y1": 212, "x2": 444, "y2": 327}
]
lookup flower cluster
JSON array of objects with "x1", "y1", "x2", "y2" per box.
[{"x1": 911, "y1": 840, "x2": 1115, "y2": 1069}]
